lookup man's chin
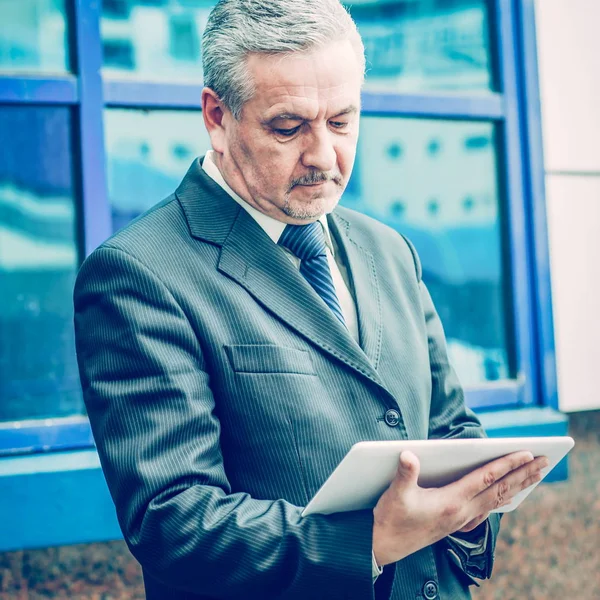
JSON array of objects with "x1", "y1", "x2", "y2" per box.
[{"x1": 283, "y1": 196, "x2": 340, "y2": 221}]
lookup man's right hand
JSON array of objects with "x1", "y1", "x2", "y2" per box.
[{"x1": 372, "y1": 450, "x2": 549, "y2": 567}]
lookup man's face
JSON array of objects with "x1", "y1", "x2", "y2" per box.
[{"x1": 211, "y1": 39, "x2": 363, "y2": 224}]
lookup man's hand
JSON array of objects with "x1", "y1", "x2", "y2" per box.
[{"x1": 372, "y1": 450, "x2": 549, "y2": 566}]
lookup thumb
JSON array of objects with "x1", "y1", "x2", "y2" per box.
[{"x1": 393, "y1": 450, "x2": 421, "y2": 489}]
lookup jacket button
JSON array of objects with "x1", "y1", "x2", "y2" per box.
[
  {"x1": 423, "y1": 580, "x2": 438, "y2": 599},
  {"x1": 384, "y1": 409, "x2": 400, "y2": 427}
]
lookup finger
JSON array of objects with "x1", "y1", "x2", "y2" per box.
[
  {"x1": 451, "y1": 451, "x2": 536, "y2": 501},
  {"x1": 475, "y1": 456, "x2": 548, "y2": 512},
  {"x1": 521, "y1": 471, "x2": 544, "y2": 490},
  {"x1": 458, "y1": 513, "x2": 488, "y2": 533},
  {"x1": 392, "y1": 451, "x2": 421, "y2": 491},
  {"x1": 497, "y1": 470, "x2": 544, "y2": 507},
  {"x1": 495, "y1": 456, "x2": 548, "y2": 497}
]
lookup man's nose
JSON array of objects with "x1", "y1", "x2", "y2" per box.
[{"x1": 301, "y1": 129, "x2": 337, "y2": 173}]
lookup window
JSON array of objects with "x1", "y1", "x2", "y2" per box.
[
  {"x1": 344, "y1": 117, "x2": 509, "y2": 386},
  {"x1": 0, "y1": 0, "x2": 552, "y2": 457},
  {"x1": 101, "y1": 0, "x2": 213, "y2": 81},
  {"x1": 0, "y1": 106, "x2": 81, "y2": 422},
  {"x1": 103, "y1": 39, "x2": 135, "y2": 71},
  {"x1": 349, "y1": 0, "x2": 495, "y2": 93},
  {"x1": 0, "y1": 0, "x2": 70, "y2": 74},
  {"x1": 169, "y1": 14, "x2": 200, "y2": 61},
  {"x1": 104, "y1": 109, "x2": 209, "y2": 231}
]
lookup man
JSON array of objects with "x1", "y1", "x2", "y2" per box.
[{"x1": 74, "y1": 1, "x2": 547, "y2": 598}]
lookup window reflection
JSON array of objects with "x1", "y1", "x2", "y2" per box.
[
  {"x1": 0, "y1": 0, "x2": 69, "y2": 74},
  {"x1": 99, "y1": 0, "x2": 493, "y2": 92},
  {"x1": 101, "y1": 0, "x2": 215, "y2": 81},
  {"x1": 349, "y1": 0, "x2": 495, "y2": 93},
  {"x1": 105, "y1": 109, "x2": 210, "y2": 230},
  {"x1": 0, "y1": 107, "x2": 81, "y2": 422},
  {"x1": 344, "y1": 116, "x2": 509, "y2": 385}
]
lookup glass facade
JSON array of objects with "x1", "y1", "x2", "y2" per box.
[
  {"x1": 350, "y1": 0, "x2": 495, "y2": 93},
  {"x1": 105, "y1": 109, "x2": 209, "y2": 230},
  {"x1": 0, "y1": 0, "x2": 548, "y2": 446},
  {"x1": 0, "y1": 106, "x2": 81, "y2": 422},
  {"x1": 99, "y1": 0, "x2": 495, "y2": 92},
  {"x1": 344, "y1": 117, "x2": 508, "y2": 385},
  {"x1": 0, "y1": 0, "x2": 69, "y2": 74},
  {"x1": 101, "y1": 0, "x2": 214, "y2": 81}
]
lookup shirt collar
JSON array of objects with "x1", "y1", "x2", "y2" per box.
[{"x1": 202, "y1": 150, "x2": 334, "y2": 254}]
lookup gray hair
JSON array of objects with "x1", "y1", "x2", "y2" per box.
[{"x1": 202, "y1": 0, "x2": 366, "y2": 119}]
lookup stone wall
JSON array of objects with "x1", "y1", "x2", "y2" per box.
[{"x1": 1, "y1": 411, "x2": 598, "y2": 599}]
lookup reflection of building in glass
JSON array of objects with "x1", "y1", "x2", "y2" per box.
[
  {"x1": 99, "y1": 0, "x2": 492, "y2": 91},
  {"x1": 350, "y1": 0, "x2": 492, "y2": 91},
  {"x1": 0, "y1": 0, "x2": 68, "y2": 73},
  {"x1": 105, "y1": 110, "x2": 210, "y2": 231},
  {"x1": 0, "y1": 107, "x2": 81, "y2": 421},
  {"x1": 344, "y1": 117, "x2": 508, "y2": 385},
  {"x1": 101, "y1": 0, "x2": 213, "y2": 80}
]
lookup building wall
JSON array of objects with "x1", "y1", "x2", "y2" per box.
[{"x1": 535, "y1": 0, "x2": 600, "y2": 412}]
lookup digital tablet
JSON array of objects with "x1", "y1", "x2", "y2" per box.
[{"x1": 302, "y1": 436, "x2": 574, "y2": 517}]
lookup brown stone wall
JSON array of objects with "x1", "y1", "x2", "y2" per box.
[{"x1": 1, "y1": 411, "x2": 598, "y2": 600}]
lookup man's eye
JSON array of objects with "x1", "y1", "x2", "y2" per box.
[
  {"x1": 330, "y1": 121, "x2": 349, "y2": 130},
  {"x1": 274, "y1": 126, "x2": 300, "y2": 137}
]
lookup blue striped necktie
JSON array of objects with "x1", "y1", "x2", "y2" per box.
[{"x1": 278, "y1": 222, "x2": 346, "y2": 327}]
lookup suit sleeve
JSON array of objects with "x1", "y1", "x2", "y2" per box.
[
  {"x1": 404, "y1": 236, "x2": 501, "y2": 581},
  {"x1": 74, "y1": 245, "x2": 375, "y2": 599}
]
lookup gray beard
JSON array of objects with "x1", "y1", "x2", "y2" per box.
[{"x1": 282, "y1": 198, "x2": 326, "y2": 221}]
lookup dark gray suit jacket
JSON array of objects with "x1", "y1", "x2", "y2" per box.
[{"x1": 74, "y1": 159, "x2": 500, "y2": 599}]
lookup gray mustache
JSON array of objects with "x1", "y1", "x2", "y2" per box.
[{"x1": 290, "y1": 171, "x2": 343, "y2": 188}]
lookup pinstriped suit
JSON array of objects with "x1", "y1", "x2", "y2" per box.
[{"x1": 74, "y1": 158, "x2": 500, "y2": 599}]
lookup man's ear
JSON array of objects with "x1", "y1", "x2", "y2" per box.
[{"x1": 202, "y1": 88, "x2": 229, "y2": 153}]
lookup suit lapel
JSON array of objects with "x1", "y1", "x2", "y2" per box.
[
  {"x1": 218, "y1": 211, "x2": 390, "y2": 390},
  {"x1": 176, "y1": 159, "x2": 387, "y2": 391},
  {"x1": 328, "y1": 212, "x2": 384, "y2": 370}
]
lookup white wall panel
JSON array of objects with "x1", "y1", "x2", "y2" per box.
[
  {"x1": 546, "y1": 175, "x2": 600, "y2": 411},
  {"x1": 535, "y1": 0, "x2": 600, "y2": 173}
]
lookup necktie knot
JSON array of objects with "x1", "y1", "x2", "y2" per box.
[{"x1": 279, "y1": 222, "x2": 327, "y2": 261}]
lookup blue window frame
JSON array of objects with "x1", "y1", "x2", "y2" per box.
[{"x1": 0, "y1": 0, "x2": 557, "y2": 457}]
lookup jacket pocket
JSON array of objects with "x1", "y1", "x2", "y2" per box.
[{"x1": 224, "y1": 344, "x2": 316, "y2": 375}]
